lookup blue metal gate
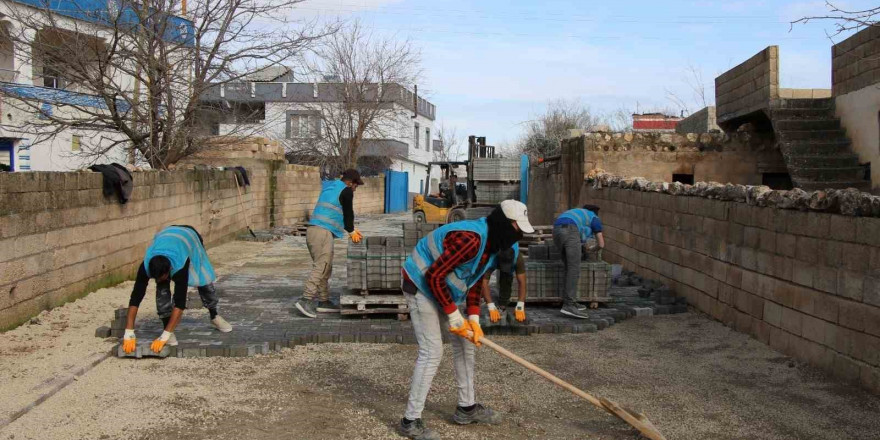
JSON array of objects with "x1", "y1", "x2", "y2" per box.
[
  {"x1": 384, "y1": 170, "x2": 409, "y2": 213},
  {"x1": 520, "y1": 154, "x2": 529, "y2": 203}
]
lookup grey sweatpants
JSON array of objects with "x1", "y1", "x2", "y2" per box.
[
  {"x1": 156, "y1": 283, "x2": 220, "y2": 318},
  {"x1": 552, "y1": 224, "x2": 582, "y2": 304},
  {"x1": 403, "y1": 291, "x2": 476, "y2": 420}
]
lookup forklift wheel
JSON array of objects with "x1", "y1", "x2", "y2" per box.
[
  {"x1": 413, "y1": 211, "x2": 426, "y2": 223},
  {"x1": 447, "y1": 209, "x2": 466, "y2": 223}
]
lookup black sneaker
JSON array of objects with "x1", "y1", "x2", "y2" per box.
[
  {"x1": 452, "y1": 404, "x2": 501, "y2": 425},
  {"x1": 560, "y1": 303, "x2": 590, "y2": 319},
  {"x1": 295, "y1": 299, "x2": 317, "y2": 318},
  {"x1": 399, "y1": 418, "x2": 438, "y2": 440},
  {"x1": 316, "y1": 300, "x2": 340, "y2": 313},
  {"x1": 575, "y1": 302, "x2": 587, "y2": 311}
]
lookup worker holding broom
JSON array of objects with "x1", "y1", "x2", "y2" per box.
[
  {"x1": 399, "y1": 200, "x2": 534, "y2": 440},
  {"x1": 482, "y1": 244, "x2": 528, "y2": 323},
  {"x1": 122, "y1": 225, "x2": 232, "y2": 354},
  {"x1": 294, "y1": 169, "x2": 364, "y2": 318}
]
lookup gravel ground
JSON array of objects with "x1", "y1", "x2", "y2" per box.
[{"x1": 2, "y1": 213, "x2": 880, "y2": 439}]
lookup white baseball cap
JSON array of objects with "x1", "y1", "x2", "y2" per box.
[{"x1": 500, "y1": 200, "x2": 535, "y2": 233}]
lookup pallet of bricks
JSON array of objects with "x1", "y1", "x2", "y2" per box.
[
  {"x1": 402, "y1": 222, "x2": 439, "y2": 253},
  {"x1": 524, "y1": 244, "x2": 612, "y2": 304},
  {"x1": 345, "y1": 236, "x2": 408, "y2": 318},
  {"x1": 472, "y1": 157, "x2": 520, "y2": 204}
]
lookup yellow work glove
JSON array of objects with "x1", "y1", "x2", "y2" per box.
[
  {"x1": 122, "y1": 329, "x2": 137, "y2": 354},
  {"x1": 514, "y1": 301, "x2": 526, "y2": 322},
  {"x1": 487, "y1": 302, "x2": 501, "y2": 323},
  {"x1": 467, "y1": 315, "x2": 484, "y2": 346},
  {"x1": 350, "y1": 229, "x2": 363, "y2": 243},
  {"x1": 150, "y1": 331, "x2": 172, "y2": 353}
]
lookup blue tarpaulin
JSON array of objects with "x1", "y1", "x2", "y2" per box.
[{"x1": 520, "y1": 154, "x2": 529, "y2": 203}]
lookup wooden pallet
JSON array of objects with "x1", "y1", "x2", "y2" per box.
[{"x1": 340, "y1": 294, "x2": 409, "y2": 320}]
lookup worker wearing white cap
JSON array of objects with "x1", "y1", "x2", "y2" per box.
[{"x1": 398, "y1": 200, "x2": 533, "y2": 440}]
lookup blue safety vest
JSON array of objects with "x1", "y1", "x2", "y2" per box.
[
  {"x1": 557, "y1": 208, "x2": 598, "y2": 243},
  {"x1": 310, "y1": 179, "x2": 347, "y2": 238},
  {"x1": 403, "y1": 218, "x2": 498, "y2": 305},
  {"x1": 144, "y1": 226, "x2": 216, "y2": 287}
]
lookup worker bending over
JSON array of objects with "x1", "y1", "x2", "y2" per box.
[
  {"x1": 123, "y1": 225, "x2": 232, "y2": 354},
  {"x1": 295, "y1": 169, "x2": 364, "y2": 318},
  {"x1": 482, "y1": 244, "x2": 528, "y2": 323},
  {"x1": 399, "y1": 200, "x2": 534, "y2": 440},
  {"x1": 552, "y1": 204, "x2": 605, "y2": 319}
]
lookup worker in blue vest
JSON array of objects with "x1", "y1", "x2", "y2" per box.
[
  {"x1": 295, "y1": 169, "x2": 364, "y2": 318},
  {"x1": 481, "y1": 243, "x2": 527, "y2": 323},
  {"x1": 398, "y1": 200, "x2": 533, "y2": 440},
  {"x1": 122, "y1": 225, "x2": 232, "y2": 354},
  {"x1": 552, "y1": 204, "x2": 605, "y2": 319}
]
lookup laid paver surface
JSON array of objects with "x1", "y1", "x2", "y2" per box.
[{"x1": 119, "y1": 214, "x2": 681, "y2": 356}]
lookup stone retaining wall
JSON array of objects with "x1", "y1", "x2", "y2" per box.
[
  {"x1": 0, "y1": 165, "x2": 385, "y2": 330},
  {"x1": 832, "y1": 26, "x2": 880, "y2": 97},
  {"x1": 715, "y1": 46, "x2": 779, "y2": 126},
  {"x1": 582, "y1": 175, "x2": 880, "y2": 394}
]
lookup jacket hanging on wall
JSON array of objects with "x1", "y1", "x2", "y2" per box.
[
  {"x1": 89, "y1": 163, "x2": 133, "y2": 204},
  {"x1": 232, "y1": 166, "x2": 250, "y2": 187}
]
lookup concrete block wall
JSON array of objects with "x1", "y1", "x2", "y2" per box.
[
  {"x1": 674, "y1": 106, "x2": 719, "y2": 134},
  {"x1": 0, "y1": 169, "x2": 253, "y2": 330},
  {"x1": 584, "y1": 184, "x2": 880, "y2": 393},
  {"x1": 832, "y1": 25, "x2": 880, "y2": 97},
  {"x1": 715, "y1": 46, "x2": 779, "y2": 124},
  {"x1": 0, "y1": 165, "x2": 387, "y2": 330}
]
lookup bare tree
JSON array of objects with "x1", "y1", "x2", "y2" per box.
[
  {"x1": 791, "y1": 2, "x2": 880, "y2": 37},
  {"x1": 518, "y1": 98, "x2": 600, "y2": 157},
  {"x1": 433, "y1": 122, "x2": 462, "y2": 162},
  {"x1": 288, "y1": 20, "x2": 422, "y2": 171},
  {"x1": 0, "y1": 0, "x2": 333, "y2": 169},
  {"x1": 607, "y1": 107, "x2": 634, "y2": 132},
  {"x1": 665, "y1": 63, "x2": 712, "y2": 116}
]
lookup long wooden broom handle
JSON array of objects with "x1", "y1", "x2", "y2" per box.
[
  {"x1": 479, "y1": 337, "x2": 605, "y2": 410},
  {"x1": 233, "y1": 176, "x2": 252, "y2": 229}
]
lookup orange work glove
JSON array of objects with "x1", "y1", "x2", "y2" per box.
[
  {"x1": 467, "y1": 315, "x2": 484, "y2": 346},
  {"x1": 514, "y1": 301, "x2": 526, "y2": 322},
  {"x1": 487, "y1": 302, "x2": 501, "y2": 323},
  {"x1": 350, "y1": 229, "x2": 363, "y2": 243},
  {"x1": 122, "y1": 329, "x2": 137, "y2": 354},
  {"x1": 150, "y1": 331, "x2": 172, "y2": 353}
]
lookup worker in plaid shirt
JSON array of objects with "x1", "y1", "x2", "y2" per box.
[{"x1": 398, "y1": 200, "x2": 534, "y2": 440}]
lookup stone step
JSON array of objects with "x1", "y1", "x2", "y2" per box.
[
  {"x1": 777, "y1": 129, "x2": 847, "y2": 141},
  {"x1": 796, "y1": 180, "x2": 872, "y2": 192},
  {"x1": 789, "y1": 166, "x2": 866, "y2": 182},
  {"x1": 785, "y1": 154, "x2": 861, "y2": 168},
  {"x1": 770, "y1": 108, "x2": 833, "y2": 120},
  {"x1": 780, "y1": 140, "x2": 852, "y2": 155},
  {"x1": 774, "y1": 118, "x2": 841, "y2": 131},
  {"x1": 770, "y1": 98, "x2": 834, "y2": 109}
]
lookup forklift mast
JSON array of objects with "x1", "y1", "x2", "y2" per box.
[{"x1": 466, "y1": 135, "x2": 495, "y2": 204}]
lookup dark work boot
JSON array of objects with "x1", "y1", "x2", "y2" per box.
[
  {"x1": 452, "y1": 404, "x2": 501, "y2": 425},
  {"x1": 399, "y1": 418, "x2": 439, "y2": 440}
]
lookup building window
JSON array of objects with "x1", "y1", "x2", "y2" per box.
[
  {"x1": 425, "y1": 128, "x2": 430, "y2": 152},
  {"x1": 289, "y1": 114, "x2": 320, "y2": 138},
  {"x1": 672, "y1": 173, "x2": 694, "y2": 185},
  {"x1": 414, "y1": 123, "x2": 420, "y2": 149},
  {"x1": 71, "y1": 135, "x2": 81, "y2": 151}
]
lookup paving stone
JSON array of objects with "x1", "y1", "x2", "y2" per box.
[{"x1": 95, "y1": 326, "x2": 111, "y2": 338}]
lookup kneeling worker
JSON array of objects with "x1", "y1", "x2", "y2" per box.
[
  {"x1": 552, "y1": 204, "x2": 605, "y2": 319},
  {"x1": 482, "y1": 244, "x2": 527, "y2": 323},
  {"x1": 399, "y1": 200, "x2": 534, "y2": 440},
  {"x1": 122, "y1": 225, "x2": 232, "y2": 354}
]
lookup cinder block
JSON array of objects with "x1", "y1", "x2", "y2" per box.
[{"x1": 781, "y1": 307, "x2": 804, "y2": 336}]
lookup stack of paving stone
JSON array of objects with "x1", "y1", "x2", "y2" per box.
[
  {"x1": 94, "y1": 308, "x2": 129, "y2": 338},
  {"x1": 610, "y1": 271, "x2": 688, "y2": 315},
  {"x1": 524, "y1": 244, "x2": 611, "y2": 302},
  {"x1": 402, "y1": 222, "x2": 439, "y2": 254},
  {"x1": 347, "y1": 237, "x2": 406, "y2": 293},
  {"x1": 472, "y1": 157, "x2": 521, "y2": 204}
]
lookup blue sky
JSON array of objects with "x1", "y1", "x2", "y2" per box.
[{"x1": 296, "y1": 0, "x2": 874, "y2": 152}]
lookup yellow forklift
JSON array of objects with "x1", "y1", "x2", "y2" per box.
[{"x1": 412, "y1": 136, "x2": 497, "y2": 224}]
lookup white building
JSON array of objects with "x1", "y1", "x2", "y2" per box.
[
  {"x1": 200, "y1": 68, "x2": 437, "y2": 195},
  {"x1": 0, "y1": 0, "x2": 193, "y2": 171}
]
